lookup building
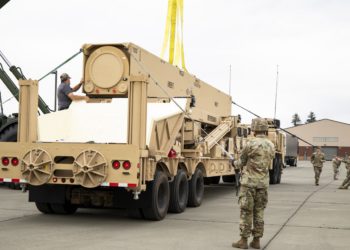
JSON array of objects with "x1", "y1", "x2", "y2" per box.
[{"x1": 285, "y1": 119, "x2": 350, "y2": 160}]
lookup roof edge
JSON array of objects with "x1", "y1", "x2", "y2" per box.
[{"x1": 283, "y1": 118, "x2": 350, "y2": 130}]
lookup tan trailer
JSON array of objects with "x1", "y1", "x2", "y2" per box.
[{"x1": 0, "y1": 43, "x2": 248, "y2": 220}]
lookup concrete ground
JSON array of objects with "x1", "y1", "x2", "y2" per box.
[{"x1": 0, "y1": 161, "x2": 349, "y2": 250}]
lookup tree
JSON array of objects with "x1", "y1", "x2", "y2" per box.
[
  {"x1": 291, "y1": 113, "x2": 301, "y2": 126},
  {"x1": 306, "y1": 111, "x2": 316, "y2": 123}
]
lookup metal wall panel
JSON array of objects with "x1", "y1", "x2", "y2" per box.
[{"x1": 322, "y1": 147, "x2": 338, "y2": 161}]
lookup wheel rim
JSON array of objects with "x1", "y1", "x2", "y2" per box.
[
  {"x1": 21, "y1": 149, "x2": 53, "y2": 185},
  {"x1": 73, "y1": 150, "x2": 107, "y2": 188}
]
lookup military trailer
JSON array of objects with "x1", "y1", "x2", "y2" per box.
[
  {"x1": 0, "y1": 43, "x2": 252, "y2": 220},
  {"x1": 285, "y1": 133, "x2": 298, "y2": 167}
]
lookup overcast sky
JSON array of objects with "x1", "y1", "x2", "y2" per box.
[{"x1": 0, "y1": 0, "x2": 349, "y2": 128}]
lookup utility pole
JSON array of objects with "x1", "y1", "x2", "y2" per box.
[{"x1": 273, "y1": 64, "x2": 279, "y2": 119}]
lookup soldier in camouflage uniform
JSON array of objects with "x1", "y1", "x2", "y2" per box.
[
  {"x1": 332, "y1": 156, "x2": 342, "y2": 180},
  {"x1": 232, "y1": 118, "x2": 275, "y2": 249},
  {"x1": 341, "y1": 155, "x2": 350, "y2": 170},
  {"x1": 339, "y1": 156, "x2": 350, "y2": 189},
  {"x1": 310, "y1": 147, "x2": 325, "y2": 186}
]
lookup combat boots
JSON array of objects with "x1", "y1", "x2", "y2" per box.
[
  {"x1": 338, "y1": 186, "x2": 347, "y2": 189},
  {"x1": 250, "y1": 237, "x2": 261, "y2": 249},
  {"x1": 232, "y1": 237, "x2": 248, "y2": 249}
]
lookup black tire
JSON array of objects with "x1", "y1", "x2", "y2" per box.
[
  {"x1": 277, "y1": 170, "x2": 282, "y2": 184},
  {"x1": 269, "y1": 169, "x2": 275, "y2": 184},
  {"x1": 35, "y1": 202, "x2": 53, "y2": 214},
  {"x1": 293, "y1": 159, "x2": 298, "y2": 167},
  {"x1": 286, "y1": 158, "x2": 291, "y2": 166},
  {"x1": 222, "y1": 175, "x2": 235, "y2": 183},
  {"x1": 269, "y1": 157, "x2": 279, "y2": 185},
  {"x1": 277, "y1": 157, "x2": 282, "y2": 184},
  {"x1": 270, "y1": 155, "x2": 282, "y2": 184},
  {"x1": 188, "y1": 167, "x2": 204, "y2": 207},
  {"x1": 0, "y1": 123, "x2": 18, "y2": 142},
  {"x1": 169, "y1": 169, "x2": 188, "y2": 213},
  {"x1": 142, "y1": 170, "x2": 170, "y2": 221},
  {"x1": 50, "y1": 203, "x2": 78, "y2": 214},
  {"x1": 275, "y1": 159, "x2": 281, "y2": 183}
]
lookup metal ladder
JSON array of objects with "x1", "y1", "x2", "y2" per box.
[{"x1": 203, "y1": 118, "x2": 234, "y2": 151}]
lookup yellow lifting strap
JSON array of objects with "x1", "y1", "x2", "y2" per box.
[{"x1": 161, "y1": 0, "x2": 187, "y2": 72}]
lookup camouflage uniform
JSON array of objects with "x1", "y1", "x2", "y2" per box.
[
  {"x1": 234, "y1": 134, "x2": 275, "y2": 239},
  {"x1": 339, "y1": 158, "x2": 350, "y2": 189},
  {"x1": 310, "y1": 149, "x2": 325, "y2": 185},
  {"x1": 332, "y1": 157, "x2": 342, "y2": 180},
  {"x1": 342, "y1": 156, "x2": 350, "y2": 170}
]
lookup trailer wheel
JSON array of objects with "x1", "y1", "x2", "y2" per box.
[
  {"x1": 277, "y1": 170, "x2": 282, "y2": 184},
  {"x1": 142, "y1": 170, "x2": 170, "y2": 221},
  {"x1": 269, "y1": 168, "x2": 275, "y2": 184},
  {"x1": 222, "y1": 175, "x2": 235, "y2": 183},
  {"x1": 293, "y1": 159, "x2": 298, "y2": 167},
  {"x1": 277, "y1": 157, "x2": 282, "y2": 184},
  {"x1": 169, "y1": 168, "x2": 188, "y2": 213},
  {"x1": 275, "y1": 159, "x2": 281, "y2": 184},
  {"x1": 0, "y1": 122, "x2": 18, "y2": 142},
  {"x1": 188, "y1": 167, "x2": 204, "y2": 207},
  {"x1": 35, "y1": 202, "x2": 53, "y2": 214},
  {"x1": 269, "y1": 157, "x2": 280, "y2": 185}
]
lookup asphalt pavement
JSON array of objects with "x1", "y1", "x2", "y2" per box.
[{"x1": 0, "y1": 161, "x2": 349, "y2": 250}]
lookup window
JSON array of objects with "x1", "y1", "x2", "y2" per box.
[{"x1": 312, "y1": 137, "x2": 338, "y2": 143}]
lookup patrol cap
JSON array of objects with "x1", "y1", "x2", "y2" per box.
[
  {"x1": 252, "y1": 118, "x2": 269, "y2": 132},
  {"x1": 60, "y1": 73, "x2": 71, "y2": 81}
]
